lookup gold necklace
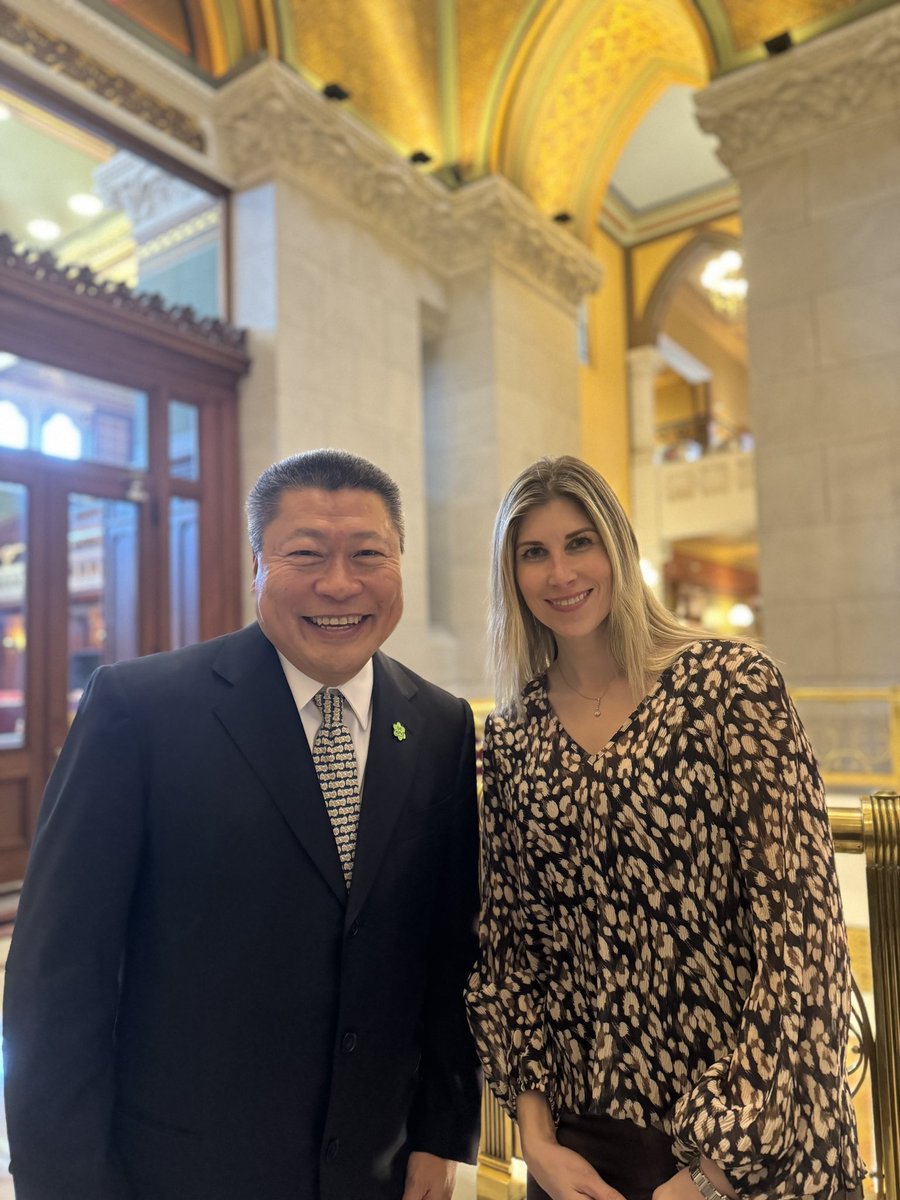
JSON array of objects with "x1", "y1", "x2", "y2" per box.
[{"x1": 556, "y1": 661, "x2": 617, "y2": 718}]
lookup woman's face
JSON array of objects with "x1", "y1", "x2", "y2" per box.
[{"x1": 514, "y1": 497, "x2": 613, "y2": 645}]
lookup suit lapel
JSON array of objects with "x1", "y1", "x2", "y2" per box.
[
  {"x1": 347, "y1": 652, "x2": 423, "y2": 924},
  {"x1": 211, "y1": 624, "x2": 346, "y2": 905}
]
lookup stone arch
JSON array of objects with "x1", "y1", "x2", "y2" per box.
[{"x1": 632, "y1": 227, "x2": 741, "y2": 346}]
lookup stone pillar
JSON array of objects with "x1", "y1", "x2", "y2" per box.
[
  {"x1": 216, "y1": 61, "x2": 602, "y2": 695},
  {"x1": 696, "y1": 7, "x2": 900, "y2": 686},
  {"x1": 627, "y1": 345, "x2": 666, "y2": 590}
]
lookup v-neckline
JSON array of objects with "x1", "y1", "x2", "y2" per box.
[{"x1": 540, "y1": 663, "x2": 672, "y2": 761}]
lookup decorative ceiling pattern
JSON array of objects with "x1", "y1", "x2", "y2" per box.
[
  {"x1": 286, "y1": 0, "x2": 441, "y2": 158},
  {"x1": 62, "y1": 0, "x2": 894, "y2": 236},
  {"x1": 492, "y1": 0, "x2": 708, "y2": 230},
  {"x1": 455, "y1": 0, "x2": 534, "y2": 175},
  {"x1": 723, "y1": 0, "x2": 865, "y2": 49}
]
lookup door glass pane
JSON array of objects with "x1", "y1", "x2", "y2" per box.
[
  {"x1": 68, "y1": 495, "x2": 138, "y2": 718},
  {"x1": 0, "y1": 484, "x2": 27, "y2": 749},
  {"x1": 170, "y1": 497, "x2": 199, "y2": 649},
  {"x1": 169, "y1": 401, "x2": 199, "y2": 479},
  {"x1": 0, "y1": 355, "x2": 148, "y2": 469}
]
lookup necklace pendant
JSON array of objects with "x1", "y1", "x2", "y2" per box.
[{"x1": 593, "y1": 703, "x2": 602, "y2": 718}]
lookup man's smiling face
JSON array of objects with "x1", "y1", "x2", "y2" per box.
[{"x1": 254, "y1": 487, "x2": 404, "y2": 685}]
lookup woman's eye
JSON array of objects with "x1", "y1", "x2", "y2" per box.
[
  {"x1": 519, "y1": 546, "x2": 544, "y2": 561},
  {"x1": 568, "y1": 535, "x2": 593, "y2": 550}
]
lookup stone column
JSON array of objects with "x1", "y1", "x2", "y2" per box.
[
  {"x1": 627, "y1": 345, "x2": 666, "y2": 590},
  {"x1": 696, "y1": 6, "x2": 900, "y2": 687},
  {"x1": 215, "y1": 61, "x2": 602, "y2": 695}
]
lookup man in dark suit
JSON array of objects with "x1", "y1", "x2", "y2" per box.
[{"x1": 3, "y1": 449, "x2": 482, "y2": 1200}]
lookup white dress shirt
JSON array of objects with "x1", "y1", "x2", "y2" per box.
[{"x1": 276, "y1": 652, "x2": 374, "y2": 789}]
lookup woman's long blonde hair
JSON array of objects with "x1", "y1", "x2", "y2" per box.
[{"x1": 489, "y1": 455, "x2": 702, "y2": 716}]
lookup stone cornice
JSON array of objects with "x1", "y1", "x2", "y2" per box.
[
  {"x1": 0, "y1": 0, "x2": 216, "y2": 168},
  {"x1": 215, "y1": 61, "x2": 603, "y2": 306},
  {"x1": 695, "y1": 4, "x2": 900, "y2": 172}
]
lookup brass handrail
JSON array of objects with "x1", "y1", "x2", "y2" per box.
[{"x1": 474, "y1": 794, "x2": 900, "y2": 1200}]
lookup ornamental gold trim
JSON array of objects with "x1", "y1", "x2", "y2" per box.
[{"x1": 0, "y1": 0, "x2": 205, "y2": 152}]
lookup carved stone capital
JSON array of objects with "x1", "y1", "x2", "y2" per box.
[
  {"x1": 94, "y1": 151, "x2": 211, "y2": 242},
  {"x1": 695, "y1": 5, "x2": 900, "y2": 172},
  {"x1": 215, "y1": 61, "x2": 602, "y2": 306}
]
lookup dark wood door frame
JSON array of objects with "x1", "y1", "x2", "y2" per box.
[{"x1": 0, "y1": 236, "x2": 250, "y2": 880}]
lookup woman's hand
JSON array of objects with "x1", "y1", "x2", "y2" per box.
[
  {"x1": 516, "y1": 1092, "x2": 626, "y2": 1200},
  {"x1": 526, "y1": 1137, "x2": 627, "y2": 1200}
]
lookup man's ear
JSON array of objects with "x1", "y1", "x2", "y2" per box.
[{"x1": 252, "y1": 555, "x2": 259, "y2": 585}]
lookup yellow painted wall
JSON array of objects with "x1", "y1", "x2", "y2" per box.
[
  {"x1": 580, "y1": 226, "x2": 631, "y2": 512},
  {"x1": 655, "y1": 371, "x2": 696, "y2": 428}
]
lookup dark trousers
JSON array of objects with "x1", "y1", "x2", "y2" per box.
[
  {"x1": 525, "y1": 1114, "x2": 678, "y2": 1200},
  {"x1": 525, "y1": 1114, "x2": 866, "y2": 1200}
]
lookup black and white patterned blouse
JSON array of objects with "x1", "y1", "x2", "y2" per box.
[{"x1": 466, "y1": 640, "x2": 864, "y2": 1199}]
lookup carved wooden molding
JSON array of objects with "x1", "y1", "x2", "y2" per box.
[
  {"x1": 215, "y1": 61, "x2": 603, "y2": 307},
  {"x1": 0, "y1": 0, "x2": 206, "y2": 152},
  {"x1": 695, "y1": 5, "x2": 900, "y2": 172},
  {"x1": 0, "y1": 233, "x2": 247, "y2": 364}
]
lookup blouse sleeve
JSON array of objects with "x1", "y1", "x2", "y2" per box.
[
  {"x1": 672, "y1": 652, "x2": 862, "y2": 1197},
  {"x1": 466, "y1": 714, "x2": 556, "y2": 1118}
]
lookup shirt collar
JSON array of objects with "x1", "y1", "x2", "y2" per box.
[{"x1": 276, "y1": 652, "x2": 374, "y2": 730}]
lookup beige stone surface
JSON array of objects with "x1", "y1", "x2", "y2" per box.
[
  {"x1": 754, "y1": 443, "x2": 827, "y2": 527},
  {"x1": 817, "y1": 275, "x2": 900, "y2": 366},
  {"x1": 701, "y1": 11, "x2": 900, "y2": 690}
]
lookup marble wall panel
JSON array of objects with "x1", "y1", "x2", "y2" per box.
[
  {"x1": 825, "y1": 438, "x2": 900, "y2": 521},
  {"x1": 816, "y1": 275, "x2": 900, "y2": 366},
  {"x1": 759, "y1": 599, "x2": 838, "y2": 682},
  {"x1": 837, "y1": 598, "x2": 900, "y2": 682},
  {"x1": 754, "y1": 443, "x2": 827, "y2": 528},
  {"x1": 807, "y1": 113, "x2": 900, "y2": 220},
  {"x1": 747, "y1": 299, "x2": 817, "y2": 369}
]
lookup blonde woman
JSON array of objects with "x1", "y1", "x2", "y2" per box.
[{"x1": 466, "y1": 456, "x2": 863, "y2": 1200}]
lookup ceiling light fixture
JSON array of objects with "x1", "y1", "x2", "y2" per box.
[
  {"x1": 68, "y1": 193, "x2": 103, "y2": 217},
  {"x1": 0, "y1": 103, "x2": 11, "y2": 121},
  {"x1": 26, "y1": 218, "x2": 61, "y2": 243},
  {"x1": 0, "y1": 352, "x2": 19, "y2": 372},
  {"x1": 700, "y1": 248, "x2": 747, "y2": 318}
]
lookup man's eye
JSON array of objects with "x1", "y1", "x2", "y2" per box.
[
  {"x1": 355, "y1": 549, "x2": 384, "y2": 558},
  {"x1": 289, "y1": 549, "x2": 320, "y2": 558}
]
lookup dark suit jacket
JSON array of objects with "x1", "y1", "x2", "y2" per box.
[{"x1": 3, "y1": 622, "x2": 482, "y2": 1200}]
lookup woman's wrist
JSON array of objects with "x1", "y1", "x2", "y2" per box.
[
  {"x1": 515, "y1": 1090, "x2": 558, "y2": 1158},
  {"x1": 687, "y1": 1156, "x2": 739, "y2": 1200}
]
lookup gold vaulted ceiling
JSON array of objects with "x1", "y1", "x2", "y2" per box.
[{"x1": 91, "y1": 0, "x2": 896, "y2": 233}]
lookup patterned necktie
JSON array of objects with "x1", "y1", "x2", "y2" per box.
[{"x1": 312, "y1": 688, "x2": 361, "y2": 888}]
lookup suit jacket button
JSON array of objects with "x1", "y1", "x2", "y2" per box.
[
  {"x1": 325, "y1": 1138, "x2": 340, "y2": 1162},
  {"x1": 347, "y1": 919, "x2": 360, "y2": 938},
  {"x1": 341, "y1": 1031, "x2": 358, "y2": 1053}
]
